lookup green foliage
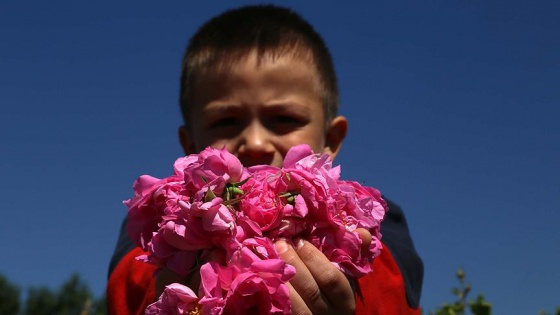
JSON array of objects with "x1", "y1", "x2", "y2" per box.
[
  {"x1": 89, "y1": 294, "x2": 107, "y2": 315},
  {"x1": 426, "y1": 268, "x2": 560, "y2": 315},
  {"x1": 55, "y1": 274, "x2": 93, "y2": 315},
  {"x1": 24, "y1": 287, "x2": 58, "y2": 315},
  {"x1": 0, "y1": 273, "x2": 106, "y2": 315},
  {"x1": 537, "y1": 307, "x2": 560, "y2": 315},
  {"x1": 469, "y1": 294, "x2": 491, "y2": 315},
  {"x1": 430, "y1": 268, "x2": 491, "y2": 315},
  {"x1": 0, "y1": 274, "x2": 21, "y2": 315},
  {"x1": 24, "y1": 274, "x2": 107, "y2": 315}
]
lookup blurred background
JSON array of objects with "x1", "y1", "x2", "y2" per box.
[{"x1": 1, "y1": 1, "x2": 558, "y2": 313}]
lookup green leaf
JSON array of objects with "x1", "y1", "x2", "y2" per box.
[{"x1": 0, "y1": 275, "x2": 20, "y2": 315}]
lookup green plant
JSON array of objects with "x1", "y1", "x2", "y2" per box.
[{"x1": 430, "y1": 268, "x2": 491, "y2": 315}]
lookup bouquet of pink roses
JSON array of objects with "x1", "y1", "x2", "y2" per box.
[{"x1": 125, "y1": 144, "x2": 387, "y2": 315}]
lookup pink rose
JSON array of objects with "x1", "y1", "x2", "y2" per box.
[
  {"x1": 199, "y1": 251, "x2": 294, "y2": 315},
  {"x1": 238, "y1": 168, "x2": 313, "y2": 240},
  {"x1": 125, "y1": 174, "x2": 185, "y2": 250},
  {"x1": 336, "y1": 180, "x2": 387, "y2": 239},
  {"x1": 281, "y1": 144, "x2": 313, "y2": 168},
  {"x1": 182, "y1": 147, "x2": 248, "y2": 199},
  {"x1": 162, "y1": 198, "x2": 236, "y2": 252},
  {"x1": 172, "y1": 155, "x2": 199, "y2": 176},
  {"x1": 146, "y1": 283, "x2": 200, "y2": 315},
  {"x1": 308, "y1": 226, "x2": 373, "y2": 277},
  {"x1": 238, "y1": 174, "x2": 284, "y2": 233}
]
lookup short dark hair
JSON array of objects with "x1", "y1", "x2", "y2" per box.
[{"x1": 179, "y1": 5, "x2": 339, "y2": 127}]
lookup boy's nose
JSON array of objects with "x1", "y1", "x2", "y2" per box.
[{"x1": 237, "y1": 122, "x2": 275, "y2": 166}]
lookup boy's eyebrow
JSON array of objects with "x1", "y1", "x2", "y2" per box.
[
  {"x1": 264, "y1": 102, "x2": 312, "y2": 115},
  {"x1": 202, "y1": 103, "x2": 241, "y2": 113},
  {"x1": 203, "y1": 101, "x2": 313, "y2": 114}
]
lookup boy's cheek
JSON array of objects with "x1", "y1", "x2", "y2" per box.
[{"x1": 196, "y1": 139, "x2": 231, "y2": 153}]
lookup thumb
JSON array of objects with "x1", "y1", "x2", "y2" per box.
[{"x1": 354, "y1": 228, "x2": 372, "y2": 254}]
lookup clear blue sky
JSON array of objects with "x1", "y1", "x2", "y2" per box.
[{"x1": 1, "y1": 1, "x2": 558, "y2": 314}]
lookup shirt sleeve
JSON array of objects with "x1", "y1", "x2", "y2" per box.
[
  {"x1": 354, "y1": 242, "x2": 421, "y2": 315},
  {"x1": 107, "y1": 247, "x2": 156, "y2": 315},
  {"x1": 354, "y1": 197, "x2": 424, "y2": 314},
  {"x1": 107, "y1": 217, "x2": 156, "y2": 315},
  {"x1": 381, "y1": 198, "x2": 424, "y2": 308}
]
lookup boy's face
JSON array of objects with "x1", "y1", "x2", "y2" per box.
[{"x1": 179, "y1": 52, "x2": 347, "y2": 167}]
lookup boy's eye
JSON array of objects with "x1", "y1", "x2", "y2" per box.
[
  {"x1": 268, "y1": 115, "x2": 306, "y2": 134},
  {"x1": 209, "y1": 117, "x2": 240, "y2": 129},
  {"x1": 274, "y1": 115, "x2": 301, "y2": 124}
]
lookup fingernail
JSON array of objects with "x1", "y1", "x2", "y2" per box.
[
  {"x1": 274, "y1": 239, "x2": 288, "y2": 254},
  {"x1": 295, "y1": 238, "x2": 305, "y2": 250}
]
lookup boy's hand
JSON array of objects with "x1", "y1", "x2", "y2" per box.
[
  {"x1": 156, "y1": 229, "x2": 371, "y2": 315},
  {"x1": 275, "y1": 229, "x2": 371, "y2": 315}
]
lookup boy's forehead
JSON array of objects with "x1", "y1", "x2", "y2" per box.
[
  {"x1": 189, "y1": 51, "x2": 325, "y2": 119},
  {"x1": 200, "y1": 46, "x2": 315, "y2": 72}
]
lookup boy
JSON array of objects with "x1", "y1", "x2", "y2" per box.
[{"x1": 108, "y1": 5, "x2": 423, "y2": 314}]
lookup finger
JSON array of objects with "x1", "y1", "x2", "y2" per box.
[
  {"x1": 294, "y1": 238, "x2": 355, "y2": 313},
  {"x1": 275, "y1": 239, "x2": 329, "y2": 314},
  {"x1": 354, "y1": 228, "x2": 372, "y2": 254},
  {"x1": 287, "y1": 282, "x2": 311, "y2": 315}
]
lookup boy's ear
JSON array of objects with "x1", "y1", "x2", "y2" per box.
[
  {"x1": 324, "y1": 115, "x2": 348, "y2": 160},
  {"x1": 178, "y1": 125, "x2": 196, "y2": 155}
]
